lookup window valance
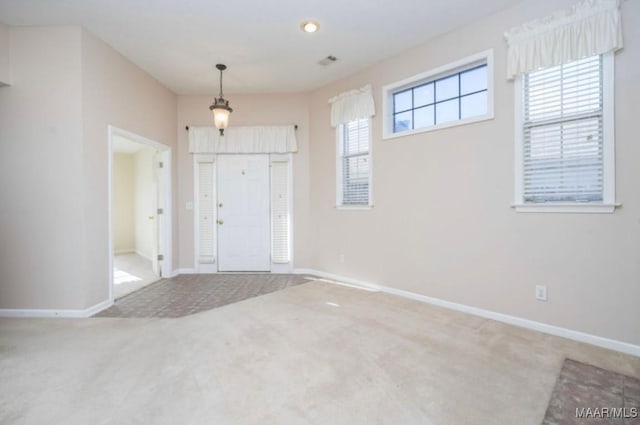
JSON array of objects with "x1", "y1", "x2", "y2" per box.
[
  {"x1": 188, "y1": 125, "x2": 298, "y2": 154},
  {"x1": 329, "y1": 84, "x2": 375, "y2": 127},
  {"x1": 504, "y1": 0, "x2": 623, "y2": 79}
]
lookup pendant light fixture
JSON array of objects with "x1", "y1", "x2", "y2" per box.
[{"x1": 209, "y1": 64, "x2": 233, "y2": 136}]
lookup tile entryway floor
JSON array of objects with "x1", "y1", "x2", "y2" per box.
[
  {"x1": 113, "y1": 253, "x2": 160, "y2": 299},
  {"x1": 96, "y1": 273, "x2": 313, "y2": 318}
]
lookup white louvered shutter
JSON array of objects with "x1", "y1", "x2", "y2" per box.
[
  {"x1": 271, "y1": 158, "x2": 289, "y2": 263},
  {"x1": 523, "y1": 55, "x2": 603, "y2": 203},
  {"x1": 198, "y1": 159, "x2": 216, "y2": 263},
  {"x1": 341, "y1": 119, "x2": 370, "y2": 205}
]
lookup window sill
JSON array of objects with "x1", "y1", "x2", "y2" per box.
[
  {"x1": 335, "y1": 205, "x2": 374, "y2": 210},
  {"x1": 382, "y1": 113, "x2": 494, "y2": 140},
  {"x1": 511, "y1": 202, "x2": 620, "y2": 214}
]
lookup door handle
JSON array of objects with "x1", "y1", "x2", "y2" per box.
[{"x1": 217, "y1": 219, "x2": 224, "y2": 225}]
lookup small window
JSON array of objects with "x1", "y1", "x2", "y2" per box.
[
  {"x1": 337, "y1": 119, "x2": 371, "y2": 206},
  {"x1": 514, "y1": 53, "x2": 616, "y2": 213},
  {"x1": 383, "y1": 50, "x2": 493, "y2": 139}
]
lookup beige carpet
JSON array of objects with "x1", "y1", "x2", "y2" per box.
[{"x1": 1, "y1": 280, "x2": 639, "y2": 425}]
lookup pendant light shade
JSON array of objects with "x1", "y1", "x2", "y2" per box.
[{"x1": 209, "y1": 64, "x2": 233, "y2": 135}]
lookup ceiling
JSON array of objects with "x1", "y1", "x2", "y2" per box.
[{"x1": 0, "y1": 0, "x2": 520, "y2": 94}]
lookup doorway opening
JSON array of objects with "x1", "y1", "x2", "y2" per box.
[
  {"x1": 108, "y1": 126, "x2": 172, "y2": 300},
  {"x1": 193, "y1": 153, "x2": 292, "y2": 273}
]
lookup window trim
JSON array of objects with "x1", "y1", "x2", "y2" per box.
[
  {"x1": 336, "y1": 118, "x2": 373, "y2": 208},
  {"x1": 382, "y1": 49, "x2": 494, "y2": 140},
  {"x1": 513, "y1": 52, "x2": 618, "y2": 214}
]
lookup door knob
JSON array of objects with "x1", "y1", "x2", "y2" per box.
[{"x1": 217, "y1": 219, "x2": 224, "y2": 225}]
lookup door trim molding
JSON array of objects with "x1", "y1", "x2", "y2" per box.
[
  {"x1": 108, "y1": 125, "x2": 173, "y2": 302},
  {"x1": 194, "y1": 153, "x2": 294, "y2": 273}
]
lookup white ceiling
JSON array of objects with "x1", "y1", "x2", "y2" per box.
[{"x1": 0, "y1": 0, "x2": 520, "y2": 94}]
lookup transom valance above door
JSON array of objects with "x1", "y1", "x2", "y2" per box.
[{"x1": 188, "y1": 125, "x2": 298, "y2": 154}]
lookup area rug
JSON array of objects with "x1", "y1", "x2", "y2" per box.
[
  {"x1": 543, "y1": 358, "x2": 640, "y2": 424},
  {"x1": 94, "y1": 273, "x2": 314, "y2": 318}
]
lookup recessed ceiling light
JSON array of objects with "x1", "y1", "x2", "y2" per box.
[{"x1": 300, "y1": 20, "x2": 319, "y2": 33}]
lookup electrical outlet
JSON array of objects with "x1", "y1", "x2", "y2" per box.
[
  {"x1": 535, "y1": 285, "x2": 547, "y2": 301},
  {"x1": 339, "y1": 253, "x2": 345, "y2": 263}
]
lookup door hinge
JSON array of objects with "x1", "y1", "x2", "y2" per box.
[
  {"x1": 157, "y1": 254, "x2": 164, "y2": 261},
  {"x1": 157, "y1": 208, "x2": 164, "y2": 215},
  {"x1": 158, "y1": 161, "x2": 164, "y2": 168}
]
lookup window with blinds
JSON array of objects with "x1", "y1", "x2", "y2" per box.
[
  {"x1": 338, "y1": 119, "x2": 370, "y2": 205},
  {"x1": 270, "y1": 159, "x2": 290, "y2": 264},
  {"x1": 197, "y1": 159, "x2": 216, "y2": 264},
  {"x1": 522, "y1": 55, "x2": 604, "y2": 203}
]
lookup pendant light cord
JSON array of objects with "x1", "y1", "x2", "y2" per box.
[{"x1": 219, "y1": 68, "x2": 224, "y2": 98}]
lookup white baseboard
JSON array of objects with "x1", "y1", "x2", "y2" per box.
[
  {"x1": 135, "y1": 250, "x2": 153, "y2": 262},
  {"x1": 0, "y1": 299, "x2": 113, "y2": 319},
  {"x1": 114, "y1": 249, "x2": 135, "y2": 255},
  {"x1": 293, "y1": 268, "x2": 640, "y2": 357},
  {"x1": 84, "y1": 299, "x2": 113, "y2": 316},
  {"x1": 197, "y1": 264, "x2": 218, "y2": 274},
  {"x1": 271, "y1": 263, "x2": 293, "y2": 274},
  {"x1": 176, "y1": 268, "x2": 197, "y2": 275},
  {"x1": 166, "y1": 269, "x2": 180, "y2": 278}
]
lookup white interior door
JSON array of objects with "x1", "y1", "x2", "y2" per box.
[{"x1": 217, "y1": 154, "x2": 270, "y2": 271}]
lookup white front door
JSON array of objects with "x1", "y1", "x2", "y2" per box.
[{"x1": 217, "y1": 155, "x2": 271, "y2": 271}]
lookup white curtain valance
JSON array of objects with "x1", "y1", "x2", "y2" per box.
[
  {"x1": 504, "y1": 0, "x2": 623, "y2": 79},
  {"x1": 328, "y1": 84, "x2": 375, "y2": 127},
  {"x1": 188, "y1": 125, "x2": 298, "y2": 154}
]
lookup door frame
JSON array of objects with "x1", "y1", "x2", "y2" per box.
[
  {"x1": 193, "y1": 153, "x2": 294, "y2": 273},
  {"x1": 107, "y1": 125, "x2": 173, "y2": 302}
]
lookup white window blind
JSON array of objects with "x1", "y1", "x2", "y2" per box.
[
  {"x1": 198, "y1": 159, "x2": 216, "y2": 263},
  {"x1": 270, "y1": 159, "x2": 290, "y2": 263},
  {"x1": 339, "y1": 119, "x2": 370, "y2": 205},
  {"x1": 523, "y1": 55, "x2": 604, "y2": 203}
]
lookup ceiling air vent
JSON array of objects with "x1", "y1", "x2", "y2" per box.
[{"x1": 318, "y1": 55, "x2": 338, "y2": 66}]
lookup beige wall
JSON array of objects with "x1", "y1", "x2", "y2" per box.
[
  {"x1": 307, "y1": 0, "x2": 640, "y2": 346},
  {"x1": 113, "y1": 153, "x2": 135, "y2": 252},
  {"x1": 81, "y1": 29, "x2": 177, "y2": 306},
  {"x1": 177, "y1": 93, "x2": 311, "y2": 269},
  {"x1": 0, "y1": 3, "x2": 637, "y2": 348},
  {"x1": 0, "y1": 26, "x2": 84, "y2": 309},
  {"x1": 0, "y1": 23, "x2": 10, "y2": 85},
  {"x1": 0, "y1": 25, "x2": 177, "y2": 310}
]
